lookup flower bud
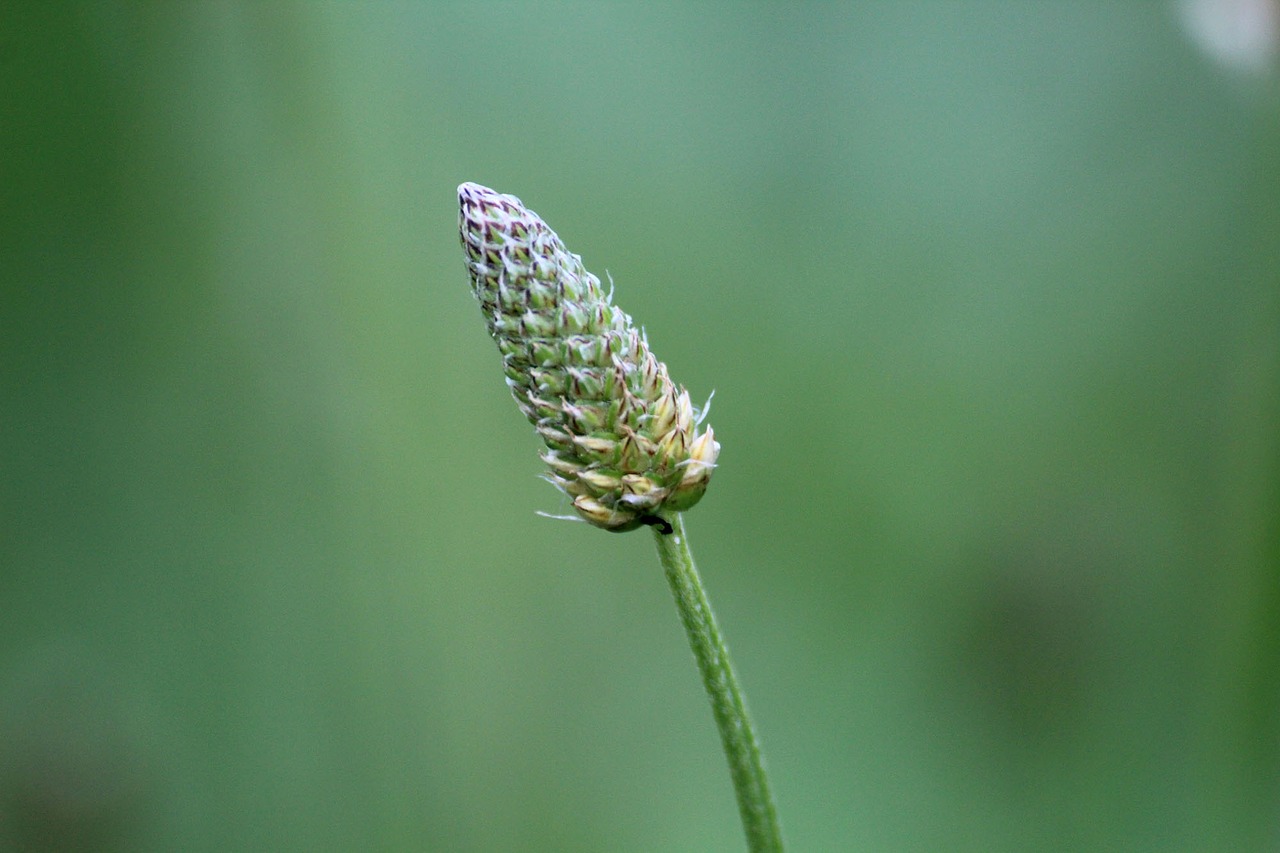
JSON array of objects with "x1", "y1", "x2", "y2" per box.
[{"x1": 459, "y1": 182, "x2": 719, "y2": 531}]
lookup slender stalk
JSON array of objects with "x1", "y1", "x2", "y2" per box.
[{"x1": 652, "y1": 513, "x2": 784, "y2": 853}]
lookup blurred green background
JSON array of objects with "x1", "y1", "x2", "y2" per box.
[{"x1": 3, "y1": 3, "x2": 1279, "y2": 850}]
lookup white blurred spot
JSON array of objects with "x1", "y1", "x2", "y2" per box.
[{"x1": 1178, "y1": 0, "x2": 1279, "y2": 73}]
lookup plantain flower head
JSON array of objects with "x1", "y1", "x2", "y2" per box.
[{"x1": 458, "y1": 182, "x2": 719, "y2": 532}]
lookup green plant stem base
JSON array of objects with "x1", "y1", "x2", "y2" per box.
[{"x1": 652, "y1": 513, "x2": 784, "y2": 853}]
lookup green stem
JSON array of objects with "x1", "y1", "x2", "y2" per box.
[{"x1": 652, "y1": 513, "x2": 784, "y2": 853}]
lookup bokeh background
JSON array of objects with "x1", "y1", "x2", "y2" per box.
[{"x1": 4, "y1": 2, "x2": 1279, "y2": 850}]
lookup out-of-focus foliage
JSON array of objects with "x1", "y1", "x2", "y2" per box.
[{"x1": 3, "y1": 3, "x2": 1277, "y2": 850}]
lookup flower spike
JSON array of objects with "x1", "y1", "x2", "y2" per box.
[{"x1": 458, "y1": 182, "x2": 719, "y2": 532}]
